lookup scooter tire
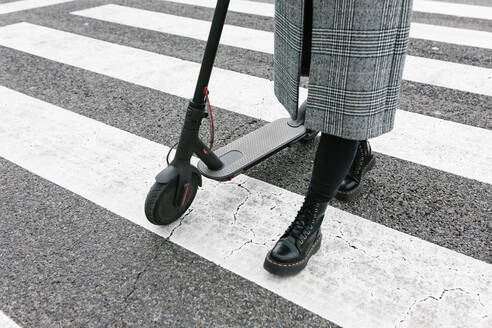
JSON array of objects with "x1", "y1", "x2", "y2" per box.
[{"x1": 144, "y1": 174, "x2": 199, "y2": 225}]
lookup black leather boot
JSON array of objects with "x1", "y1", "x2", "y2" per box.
[
  {"x1": 336, "y1": 140, "x2": 375, "y2": 201},
  {"x1": 263, "y1": 196, "x2": 328, "y2": 276}
]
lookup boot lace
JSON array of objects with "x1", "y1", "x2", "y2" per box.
[
  {"x1": 347, "y1": 141, "x2": 368, "y2": 182},
  {"x1": 283, "y1": 199, "x2": 320, "y2": 244}
]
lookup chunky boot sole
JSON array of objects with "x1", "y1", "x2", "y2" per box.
[
  {"x1": 263, "y1": 233, "x2": 322, "y2": 276},
  {"x1": 335, "y1": 156, "x2": 376, "y2": 202}
]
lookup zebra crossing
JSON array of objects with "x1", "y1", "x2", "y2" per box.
[
  {"x1": 73, "y1": 4, "x2": 492, "y2": 51},
  {"x1": 1, "y1": 22, "x2": 491, "y2": 184},
  {"x1": 155, "y1": 0, "x2": 492, "y2": 21},
  {"x1": 0, "y1": 0, "x2": 75, "y2": 15},
  {"x1": 0, "y1": 0, "x2": 491, "y2": 327},
  {"x1": 68, "y1": 3, "x2": 492, "y2": 97}
]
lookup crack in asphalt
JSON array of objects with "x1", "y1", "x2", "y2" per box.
[
  {"x1": 124, "y1": 209, "x2": 194, "y2": 302},
  {"x1": 224, "y1": 217, "x2": 270, "y2": 260},
  {"x1": 168, "y1": 208, "x2": 194, "y2": 239},
  {"x1": 231, "y1": 182, "x2": 252, "y2": 224},
  {"x1": 123, "y1": 238, "x2": 166, "y2": 303},
  {"x1": 334, "y1": 220, "x2": 366, "y2": 253},
  {"x1": 394, "y1": 288, "x2": 477, "y2": 327},
  {"x1": 224, "y1": 238, "x2": 270, "y2": 260},
  {"x1": 226, "y1": 239, "x2": 253, "y2": 258}
]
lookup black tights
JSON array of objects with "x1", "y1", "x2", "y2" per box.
[{"x1": 306, "y1": 133, "x2": 359, "y2": 202}]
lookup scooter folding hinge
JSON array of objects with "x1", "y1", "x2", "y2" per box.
[{"x1": 288, "y1": 99, "x2": 308, "y2": 127}]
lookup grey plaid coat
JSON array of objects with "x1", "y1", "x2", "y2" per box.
[{"x1": 274, "y1": 0, "x2": 413, "y2": 140}]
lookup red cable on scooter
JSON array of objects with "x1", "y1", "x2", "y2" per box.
[
  {"x1": 203, "y1": 86, "x2": 215, "y2": 150},
  {"x1": 166, "y1": 87, "x2": 215, "y2": 165}
]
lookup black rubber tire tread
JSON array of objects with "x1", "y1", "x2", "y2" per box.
[
  {"x1": 144, "y1": 182, "x2": 168, "y2": 225},
  {"x1": 144, "y1": 174, "x2": 199, "y2": 225}
]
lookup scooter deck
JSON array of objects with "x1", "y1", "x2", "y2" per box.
[{"x1": 197, "y1": 118, "x2": 306, "y2": 180}]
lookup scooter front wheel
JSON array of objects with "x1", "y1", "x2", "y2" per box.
[{"x1": 144, "y1": 174, "x2": 199, "y2": 225}]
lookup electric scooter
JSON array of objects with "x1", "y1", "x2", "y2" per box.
[{"x1": 144, "y1": 0, "x2": 317, "y2": 225}]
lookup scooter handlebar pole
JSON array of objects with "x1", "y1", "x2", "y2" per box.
[{"x1": 192, "y1": 0, "x2": 230, "y2": 105}]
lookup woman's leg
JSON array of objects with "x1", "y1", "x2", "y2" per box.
[
  {"x1": 306, "y1": 133, "x2": 359, "y2": 202},
  {"x1": 263, "y1": 133, "x2": 359, "y2": 275}
]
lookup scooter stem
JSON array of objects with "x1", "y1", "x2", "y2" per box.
[
  {"x1": 161, "y1": 0, "x2": 230, "y2": 205},
  {"x1": 192, "y1": 0, "x2": 231, "y2": 104},
  {"x1": 173, "y1": 0, "x2": 230, "y2": 164}
]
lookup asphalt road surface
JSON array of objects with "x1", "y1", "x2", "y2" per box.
[{"x1": 0, "y1": 0, "x2": 491, "y2": 327}]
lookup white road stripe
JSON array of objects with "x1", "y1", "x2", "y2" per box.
[
  {"x1": 1, "y1": 23, "x2": 490, "y2": 185},
  {"x1": 163, "y1": 0, "x2": 492, "y2": 21},
  {"x1": 0, "y1": 312, "x2": 21, "y2": 328},
  {"x1": 0, "y1": 0, "x2": 74, "y2": 15},
  {"x1": 0, "y1": 86, "x2": 490, "y2": 328},
  {"x1": 0, "y1": 22, "x2": 289, "y2": 121},
  {"x1": 410, "y1": 22, "x2": 492, "y2": 50},
  {"x1": 73, "y1": 5, "x2": 492, "y2": 51},
  {"x1": 71, "y1": 5, "x2": 492, "y2": 96},
  {"x1": 163, "y1": 0, "x2": 274, "y2": 18},
  {"x1": 404, "y1": 55, "x2": 491, "y2": 93},
  {"x1": 73, "y1": 5, "x2": 273, "y2": 54},
  {"x1": 413, "y1": 0, "x2": 492, "y2": 21}
]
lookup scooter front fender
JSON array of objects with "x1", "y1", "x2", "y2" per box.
[{"x1": 155, "y1": 162, "x2": 203, "y2": 187}]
